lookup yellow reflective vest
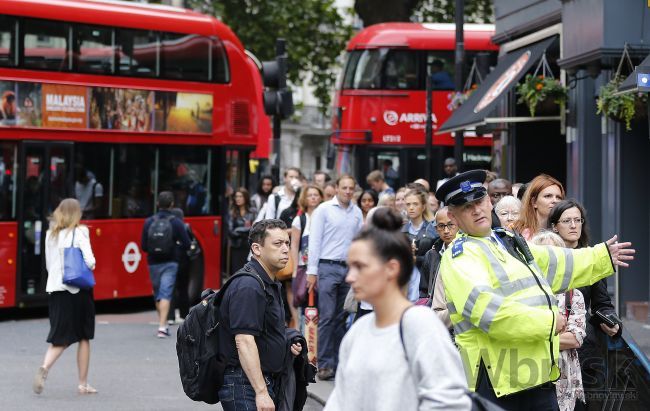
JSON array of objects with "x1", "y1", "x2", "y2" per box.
[{"x1": 441, "y1": 231, "x2": 614, "y2": 397}]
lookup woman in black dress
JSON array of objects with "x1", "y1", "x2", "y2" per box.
[
  {"x1": 227, "y1": 187, "x2": 255, "y2": 273},
  {"x1": 34, "y1": 198, "x2": 97, "y2": 394}
]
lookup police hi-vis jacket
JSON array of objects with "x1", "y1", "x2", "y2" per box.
[{"x1": 441, "y1": 230, "x2": 614, "y2": 397}]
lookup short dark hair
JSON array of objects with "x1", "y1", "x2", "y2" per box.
[
  {"x1": 313, "y1": 170, "x2": 331, "y2": 182},
  {"x1": 248, "y1": 219, "x2": 287, "y2": 249},
  {"x1": 284, "y1": 167, "x2": 302, "y2": 178},
  {"x1": 158, "y1": 191, "x2": 174, "y2": 209},
  {"x1": 548, "y1": 199, "x2": 590, "y2": 248}
]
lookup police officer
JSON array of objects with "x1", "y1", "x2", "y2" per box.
[{"x1": 436, "y1": 170, "x2": 635, "y2": 410}]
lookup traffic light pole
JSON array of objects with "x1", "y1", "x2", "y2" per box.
[
  {"x1": 425, "y1": 69, "x2": 433, "y2": 186},
  {"x1": 271, "y1": 39, "x2": 286, "y2": 184},
  {"x1": 454, "y1": 0, "x2": 465, "y2": 171}
]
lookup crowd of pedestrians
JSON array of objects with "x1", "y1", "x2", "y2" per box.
[{"x1": 32, "y1": 159, "x2": 637, "y2": 411}]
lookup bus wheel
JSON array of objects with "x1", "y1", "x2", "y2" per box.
[{"x1": 186, "y1": 254, "x2": 205, "y2": 307}]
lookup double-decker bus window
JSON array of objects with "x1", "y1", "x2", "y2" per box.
[
  {"x1": 0, "y1": 143, "x2": 16, "y2": 220},
  {"x1": 351, "y1": 49, "x2": 385, "y2": 89},
  {"x1": 113, "y1": 145, "x2": 155, "y2": 218},
  {"x1": 161, "y1": 33, "x2": 210, "y2": 82},
  {"x1": 23, "y1": 18, "x2": 71, "y2": 71},
  {"x1": 341, "y1": 51, "x2": 361, "y2": 89},
  {"x1": 158, "y1": 146, "x2": 211, "y2": 216},
  {"x1": 76, "y1": 25, "x2": 114, "y2": 75},
  {"x1": 425, "y1": 51, "x2": 454, "y2": 90},
  {"x1": 116, "y1": 28, "x2": 158, "y2": 78},
  {"x1": 211, "y1": 37, "x2": 229, "y2": 83},
  {"x1": 0, "y1": 16, "x2": 16, "y2": 67},
  {"x1": 383, "y1": 50, "x2": 419, "y2": 90},
  {"x1": 74, "y1": 144, "x2": 111, "y2": 219}
]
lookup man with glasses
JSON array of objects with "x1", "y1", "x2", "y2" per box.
[{"x1": 420, "y1": 207, "x2": 458, "y2": 331}]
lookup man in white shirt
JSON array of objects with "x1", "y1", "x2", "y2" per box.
[
  {"x1": 75, "y1": 166, "x2": 103, "y2": 219},
  {"x1": 262, "y1": 167, "x2": 301, "y2": 220},
  {"x1": 306, "y1": 175, "x2": 363, "y2": 380}
]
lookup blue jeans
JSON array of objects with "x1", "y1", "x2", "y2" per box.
[
  {"x1": 148, "y1": 262, "x2": 178, "y2": 301},
  {"x1": 218, "y1": 366, "x2": 276, "y2": 411},
  {"x1": 317, "y1": 261, "x2": 350, "y2": 370}
]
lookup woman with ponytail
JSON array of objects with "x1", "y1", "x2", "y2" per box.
[{"x1": 325, "y1": 208, "x2": 470, "y2": 411}]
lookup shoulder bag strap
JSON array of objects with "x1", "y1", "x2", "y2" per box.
[
  {"x1": 70, "y1": 227, "x2": 76, "y2": 247},
  {"x1": 398, "y1": 305, "x2": 416, "y2": 363}
]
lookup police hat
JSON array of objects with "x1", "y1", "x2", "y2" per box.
[{"x1": 436, "y1": 170, "x2": 487, "y2": 206}]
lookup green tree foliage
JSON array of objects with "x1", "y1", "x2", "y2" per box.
[
  {"x1": 413, "y1": 0, "x2": 494, "y2": 24},
  {"x1": 354, "y1": 0, "x2": 494, "y2": 25},
  {"x1": 188, "y1": 0, "x2": 352, "y2": 113}
]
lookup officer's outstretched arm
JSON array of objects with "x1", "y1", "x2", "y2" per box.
[
  {"x1": 443, "y1": 257, "x2": 555, "y2": 343},
  {"x1": 530, "y1": 242, "x2": 615, "y2": 294}
]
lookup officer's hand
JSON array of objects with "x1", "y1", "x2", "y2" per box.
[
  {"x1": 256, "y1": 391, "x2": 275, "y2": 411},
  {"x1": 290, "y1": 342, "x2": 302, "y2": 356},
  {"x1": 606, "y1": 235, "x2": 635, "y2": 268},
  {"x1": 555, "y1": 313, "x2": 567, "y2": 335},
  {"x1": 306, "y1": 275, "x2": 317, "y2": 294},
  {"x1": 600, "y1": 323, "x2": 620, "y2": 337}
]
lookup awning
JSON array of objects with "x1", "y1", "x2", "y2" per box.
[
  {"x1": 437, "y1": 36, "x2": 557, "y2": 134},
  {"x1": 617, "y1": 54, "x2": 650, "y2": 95}
]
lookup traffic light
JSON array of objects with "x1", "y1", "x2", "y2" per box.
[{"x1": 262, "y1": 39, "x2": 294, "y2": 119}]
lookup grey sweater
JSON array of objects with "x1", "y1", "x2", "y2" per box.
[{"x1": 324, "y1": 306, "x2": 471, "y2": 411}]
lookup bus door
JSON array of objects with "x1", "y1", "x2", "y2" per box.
[{"x1": 17, "y1": 142, "x2": 73, "y2": 303}]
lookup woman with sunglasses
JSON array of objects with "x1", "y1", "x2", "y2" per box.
[{"x1": 548, "y1": 199, "x2": 622, "y2": 410}]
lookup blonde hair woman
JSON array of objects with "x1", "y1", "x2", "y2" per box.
[{"x1": 34, "y1": 198, "x2": 97, "y2": 395}]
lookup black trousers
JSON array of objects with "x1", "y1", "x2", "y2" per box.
[{"x1": 476, "y1": 363, "x2": 559, "y2": 411}]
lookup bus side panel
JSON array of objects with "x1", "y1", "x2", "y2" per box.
[
  {"x1": 0, "y1": 222, "x2": 17, "y2": 308},
  {"x1": 81, "y1": 217, "x2": 221, "y2": 302},
  {"x1": 185, "y1": 216, "x2": 221, "y2": 290},
  {"x1": 86, "y1": 219, "x2": 152, "y2": 301}
]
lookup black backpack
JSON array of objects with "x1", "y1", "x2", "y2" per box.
[
  {"x1": 147, "y1": 214, "x2": 175, "y2": 256},
  {"x1": 176, "y1": 267, "x2": 265, "y2": 404}
]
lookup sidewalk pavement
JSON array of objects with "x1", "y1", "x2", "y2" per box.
[
  {"x1": 306, "y1": 319, "x2": 650, "y2": 406},
  {"x1": 307, "y1": 380, "x2": 334, "y2": 406}
]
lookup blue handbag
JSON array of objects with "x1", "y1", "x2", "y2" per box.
[{"x1": 62, "y1": 228, "x2": 96, "y2": 289}]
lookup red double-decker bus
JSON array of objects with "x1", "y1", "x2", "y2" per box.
[
  {"x1": 332, "y1": 23, "x2": 498, "y2": 186},
  {"x1": 0, "y1": 0, "x2": 270, "y2": 308}
]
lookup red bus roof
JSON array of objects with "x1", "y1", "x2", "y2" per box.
[
  {"x1": 347, "y1": 22, "x2": 497, "y2": 51},
  {"x1": 0, "y1": 0, "x2": 244, "y2": 50}
]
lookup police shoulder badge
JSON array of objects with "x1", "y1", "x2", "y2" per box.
[{"x1": 452, "y1": 236, "x2": 467, "y2": 258}]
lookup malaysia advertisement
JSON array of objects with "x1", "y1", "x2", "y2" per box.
[{"x1": 0, "y1": 80, "x2": 212, "y2": 134}]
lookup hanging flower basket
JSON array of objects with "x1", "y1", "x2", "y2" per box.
[
  {"x1": 447, "y1": 84, "x2": 478, "y2": 111},
  {"x1": 516, "y1": 74, "x2": 568, "y2": 117},
  {"x1": 596, "y1": 76, "x2": 648, "y2": 131}
]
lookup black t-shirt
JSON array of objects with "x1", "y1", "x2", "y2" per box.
[{"x1": 218, "y1": 259, "x2": 287, "y2": 374}]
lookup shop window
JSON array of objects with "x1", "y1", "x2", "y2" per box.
[
  {"x1": 113, "y1": 145, "x2": 155, "y2": 218},
  {"x1": 0, "y1": 143, "x2": 16, "y2": 220},
  {"x1": 158, "y1": 146, "x2": 211, "y2": 216},
  {"x1": 75, "y1": 24, "x2": 114, "y2": 75},
  {"x1": 23, "y1": 18, "x2": 71, "y2": 71},
  {"x1": 74, "y1": 144, "x2": 111, "y2": 219}
]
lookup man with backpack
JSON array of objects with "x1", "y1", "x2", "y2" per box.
[
  {"x1": 217, "y1": 219, "x2": 302, "y2": 411},
  {"x1": 141, "y1": 191, "x2": 190, "y2": 338}
]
